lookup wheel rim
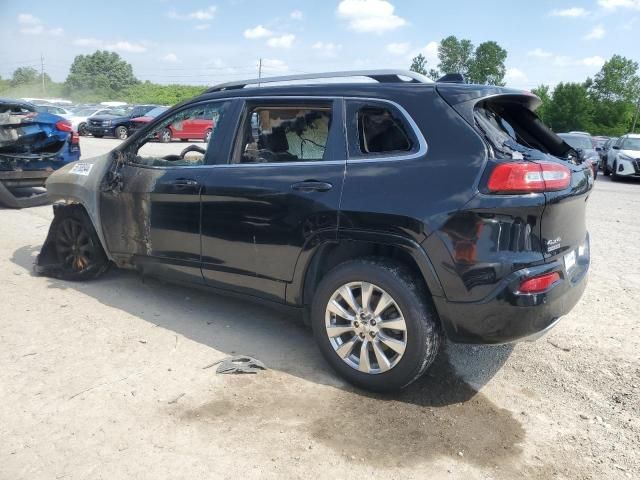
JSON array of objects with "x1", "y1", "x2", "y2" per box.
[
  {"x1": 118, "y1": 128, "x2": 127, "y2": 139},
  {"x1": 162, "y1": 129, "x2": 171, "y2": 142},
  {"x1": 325, "y1": 281, "x2": 407, "y2": 374},
  {"x1": 55, "y1": 218, "x2": 95, "y2": 272}
]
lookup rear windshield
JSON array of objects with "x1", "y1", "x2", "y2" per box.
[
  {"x1": 474, "y1": 99, "x2": 568, "y2": 159},
  {"x1": 559, "y1": 134, "x2": 592, "y2": 150}
]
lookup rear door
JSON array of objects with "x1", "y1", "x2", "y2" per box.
[{"x1": 200, "y1": 97, "x2": 346, "y2": 302}]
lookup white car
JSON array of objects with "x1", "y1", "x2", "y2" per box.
[
  {"x1": 34, "y1": 104, "x2": 75, "y2": 119},
  {"x1": 604, "y1": 134, "x2": 640, "y2": 179},
  {"x1": 68, "y1": 107, "x2": 115, "y2": 135}
]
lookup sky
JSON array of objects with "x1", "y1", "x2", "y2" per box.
[{"x1": 0, "y1": 0, "x2": 639, "y2": 90}]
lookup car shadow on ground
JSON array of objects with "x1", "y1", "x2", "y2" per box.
[{"x1": 12, "y1": 244, "x2": 529, "y2": 471}]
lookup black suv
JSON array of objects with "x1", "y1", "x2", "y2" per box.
[
  {"x1": 86, "y1": 105, "x2": 158, "y2": 140},
  {"x1": 36, "y1": 70, "x2": 592, "y2": 391}
]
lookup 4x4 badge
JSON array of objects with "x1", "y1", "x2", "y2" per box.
[{"x1": 546, "y1": 237, "x2": 562, "y2": 252}]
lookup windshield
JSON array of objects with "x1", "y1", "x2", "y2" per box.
[
  {"x1": 144, "y1": 106, "x2": 168, "y2": 118},
  {"x1": 559, "y1": 134, "x2": 592, "y2": 150},
  {"x1": 621, "y1": 138, "x2": 640, "y2": 151}
]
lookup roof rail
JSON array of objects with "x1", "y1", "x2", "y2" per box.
[{"x1": 206, "y1": 69, "x2": 433, "y2": 93}]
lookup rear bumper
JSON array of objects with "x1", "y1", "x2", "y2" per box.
[{"x1": 433, "y1": 237, "x2": 589, "y2": 344}]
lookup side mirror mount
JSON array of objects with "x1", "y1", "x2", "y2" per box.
[{"x1": 612, "y1": 145, "x2": 620, "y2": 150}]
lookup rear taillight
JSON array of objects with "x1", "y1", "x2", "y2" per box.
[
  {"x1": 70, "y1": 132, "x2": 79, "y2": 144},
  {"x1": 518, "y1": 272, "x2": 561, "y2": 294},
  {"x1": 55, "y1": 120, "x2": 73, "y2": 132},
  {"x1": 487, "y1": 162, "x2": 571, "y2": 194}
]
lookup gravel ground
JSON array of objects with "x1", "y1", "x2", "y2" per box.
[{"x1": 1, "y1": 137, "x2": 638, "y2": 479}]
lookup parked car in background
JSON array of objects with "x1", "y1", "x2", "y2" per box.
[
  {"x1": 558, "y1": 133, "x2": 599, "y2": 179},
  {"x1": 87, "y1": 105, "x2": 158, "y2": 140},
  {"x1": 36, "y1": 70, "x2": 593, "y2": 392},
  {"x1": 128, "y1": 106, "x2": 169, "y2": 137},
  {"x1": 599, "y1": 137, "x2": 618, "y2": 170},
  {"x1": 603, "y1": 134, "x2": 640, "y2": 179},
  {"x1": 0, "y1": 98, "x2": 80, "y2": 208},
  {"x1": 69, "y1": 107, "x2": 119, "y2": 135},
  {"x1": 34, "y1": 104, "x2": 74, "y2": 119}
]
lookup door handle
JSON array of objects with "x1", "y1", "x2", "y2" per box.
[
  {"x1": 173, "y1": 178, "x2": 200, "y2": 189},
  {"x1": 291, "y1": 181, "x2": 333, "y2": 193}
]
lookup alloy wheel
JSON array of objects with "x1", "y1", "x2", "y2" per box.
[
  {"x1": 55, "y1": 218, "x2": 96, "y2": 272},
  {"x1": 325, "y1": 281, "x2": 407, "y2": 374}
]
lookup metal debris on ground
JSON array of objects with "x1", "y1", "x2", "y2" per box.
[{"x1": 204, "y1": 355, "x2": 267, "y2": 374}]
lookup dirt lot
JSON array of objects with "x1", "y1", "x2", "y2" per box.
[{"x1": 1, "y1": 137, "x2": 638, "y2": 479}]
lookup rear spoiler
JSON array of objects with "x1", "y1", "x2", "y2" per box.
[{"x1": 437, "y1": 73, "x2": 466, "y2": 84}]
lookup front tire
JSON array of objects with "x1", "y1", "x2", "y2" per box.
[
  {"x1": 311, "y1": 258, "x2": 441, "y2": 392},
  {"x1": 52, "y1": 206, "x2": 110, "y2": 281},
  {"x1": 115, "y1": 126, "x2": 128, "y2": 140},
  {"x1": 160, "y1": 128, "x2": 172, "y2": 143},
  {"x1": 603, "y1": 160, "x2": 610, "y2": 176},
  {"x1": 611, "y1": 161, "x2": 620, "y2": 181},
  {"x1": 78, "y1": 123, "x2": 88, "y2": 136}
]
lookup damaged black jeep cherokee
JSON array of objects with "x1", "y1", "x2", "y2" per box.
[{"x1": 36, "y1": 70, "x2": 592, "y2": 392}]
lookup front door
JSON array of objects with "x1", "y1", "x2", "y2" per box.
[
  {"x1": 99, "y1": 99, "x2": 234, "y2": 284},
  {"x1": 200, "y1": 98, "x2": 346, "y2": 302}
]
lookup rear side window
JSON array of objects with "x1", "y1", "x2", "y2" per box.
[{"x1": 346, "y1": 100, "x2": 418, "y2": 159}]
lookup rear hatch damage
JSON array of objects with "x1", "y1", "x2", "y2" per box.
[{"x1": 0, "y1": 104, "x2": 72, "y2": 208}]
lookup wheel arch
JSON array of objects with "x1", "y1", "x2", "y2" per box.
[{"x1": 287, "y1": 230, "x2": 445, "y2": 307}]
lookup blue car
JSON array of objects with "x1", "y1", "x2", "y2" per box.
[{"x1": 0, "y1": 98, "x2": 80, "y2": 208}]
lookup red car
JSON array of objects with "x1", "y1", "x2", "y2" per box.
[{"x1": 130, "y1": 105, "x2": 216, "y2": 143}]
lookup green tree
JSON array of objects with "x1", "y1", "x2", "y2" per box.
[
  {"x1": 531, "y1": 85, "x2": 551, "y2": 122},
  {"x1": 546, "y1": 82, "x2": 593, "y2": 132},
  {"x1": 588, "y1": 55, "x2": 640, "y2": 135},
  {"x1": 411, "y1": 36, "x2": 508, "y2": 85},
  {"x1": 409, "y1": 53, "x2": 427, "y2": 76},
  {"x1": 11, "y1": 66, "x2": 39, "y2": 86},
  {"x1": 438, "y1": 36, "x2": 474, "y2": 76},
  {"x1": 467, "y1": 41, "x2": 507, "y2": 86},
  {"x1": 65, "y1": 50, "x2": 139, "y2": 98}
]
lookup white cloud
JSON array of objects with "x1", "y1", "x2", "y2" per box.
[
  {"x1": 550, "y1": 7, "x2": 590, "y2": 17},
  {"x1": 583, "y1": 25, "x2": 605, "y2": 40},
  {"x1": 168, "y1": 6, "x2": 216, "y2": 21},
  {"x1": 17, "y1": 13, "x2": 63, "y2": 35},
  {"x1": 312, "y1": 42, "x2": 342, "y2": 57},
  {"x1": 260, "y1": 58, "x2": 289, "y2": 74},
  {"x1": 598, "y1": 0, "x2": 640, "y2": 10},
  {"x1": 505, "y1": 68, "x2": 528, "y2": 85},
  {"x1": 73, "y1": 37, "x2": 147, "y2": 53},
  {"x1": 162, "y1": 53, "x2": 179, "y2": 63},
  {"x1": 267, "y1": 34, "x2": 295, "y2": 48},
  {"x1": 528, "y1": 48, "x2": 553, "y2": 58},
  {"x1": 337, "y1": 0, "x2": 407, "y2": 33},
  {"x1": 105, "y1": 41, "x2": 147, "y2": 53},
  {"x1": 195, "y1": 24, "x2": 210, "y2": 30},
  {"x1": 581, "y1": 56, "x2": 606, "y2": 67},
  {"x1": 244, "y1": 25, "x2": 273, "y2": 39},
  {"x1": 290, "y1": 10, "x2": 303, "y2": 20},
  {"x1": 386, "y1": 42, "x2": 410, "y2": 56},
  {"x1": 18, "y1": 13, "x2": 40, "y2": 25},
  {"x1": 416, "y1": 41, "x2": 439, "y2": 66}
]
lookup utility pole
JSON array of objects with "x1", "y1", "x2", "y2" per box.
[
  {"x1": 40, "y1": 53, "x2": 45, "y2": 95},
  {"x1": 258, "y1": 57, "x2": 262, "y2": 87},
  {"x1": 632, "y1": 98, "x2": 640, "y2": 133}
]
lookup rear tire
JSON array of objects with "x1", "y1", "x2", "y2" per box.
[
  {"x1": 51, "y1": 206, "x2": 110, "y2": 281},
  {"x1": 78, "y1": 123, "x2": 88, "y2": 136},
  {"x1": 160, "y1": 128, "x2": 172, "y2": 143},
  {"x1": 311, "y1": 258, "x2": 442, "y2": 392}
]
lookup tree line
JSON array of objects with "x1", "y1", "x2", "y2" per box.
[
  {"x1": 410, "y1": 35, "x2": 640, "y2": 136},
  {"x1": 0, "y1": 50, "x2": 206, "y2": 105}
]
